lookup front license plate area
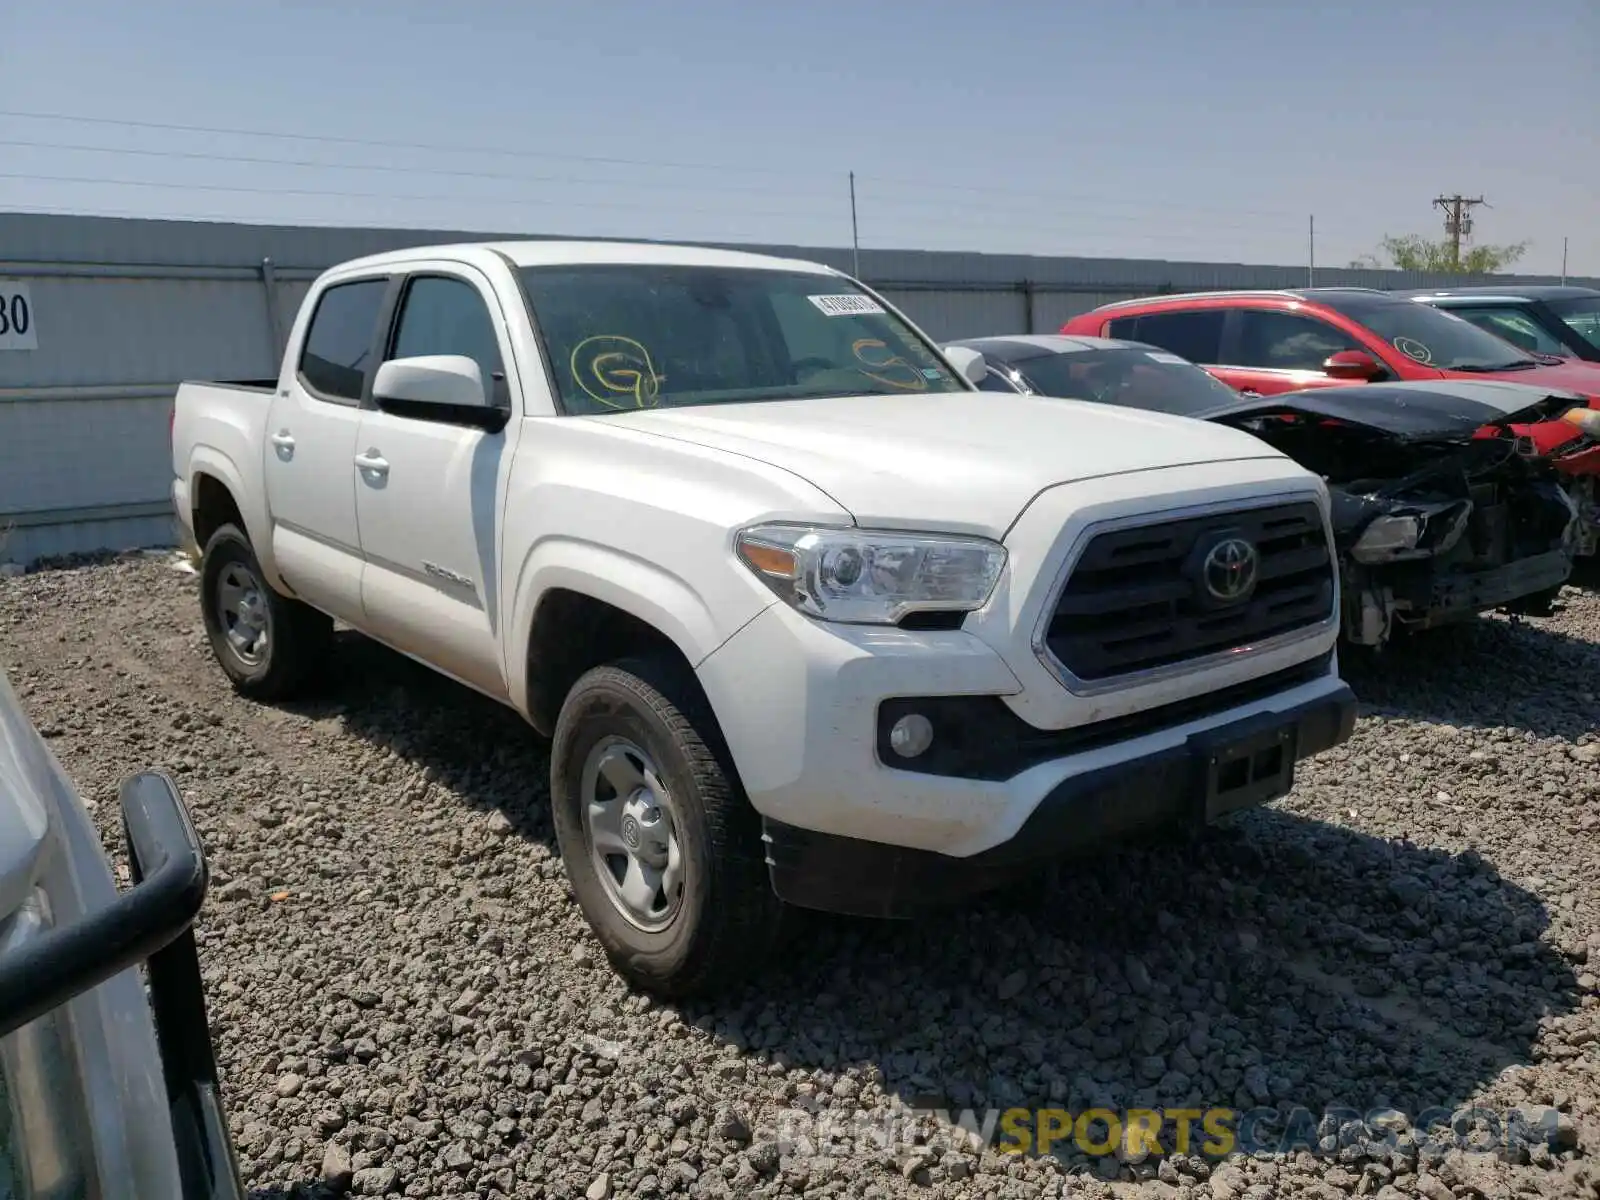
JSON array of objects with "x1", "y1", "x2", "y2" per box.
[{"x1": 1195, "y1": 721, "x2": 1297, "y2": 821}]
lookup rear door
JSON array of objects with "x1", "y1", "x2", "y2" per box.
[
  {"x1": 1220, "y1": 308, "x2": 1384, "y2": 396},
  {"x1": 351, "y1": 267, "x2": 523, "y2": 700},
  {"x1": 263, "y1": 275, "x2": 392, "y2": 622}
]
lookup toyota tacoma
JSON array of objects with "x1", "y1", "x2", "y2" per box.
[{"x1": 170, "y1": 240, "x2": 1357, "y2": 996}]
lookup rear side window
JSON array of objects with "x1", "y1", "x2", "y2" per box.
[
  {"x1": 299, "y1": 279, "x2": 388, "y2": 402},
  {"x1": 1115, "y1": 311, "x2": 1225, "y2": 364}
]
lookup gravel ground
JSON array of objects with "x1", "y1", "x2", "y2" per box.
[{"x1": 3, "y1": 553, "x2": 1600, "y2": 1200}]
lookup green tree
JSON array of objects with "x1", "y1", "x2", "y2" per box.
[{"x1": 1348, "y1": 233, "x2": 1531, "y2": 274}]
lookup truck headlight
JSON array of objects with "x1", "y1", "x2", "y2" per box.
[
  {"x1": 1349, "y1": 501, "x2": 1471, "y2": 565},
  {"x1": 735, "y1": 523, "x2": 1006, "y2": 624}
]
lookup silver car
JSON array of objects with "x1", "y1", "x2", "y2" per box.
[{"x1": 0, "y1": 667, "x2": 242, "y2": 1197}]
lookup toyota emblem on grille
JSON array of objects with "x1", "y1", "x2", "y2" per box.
[{"x1": 1202, "y1": 537, "x2": 1259, "y2": 603}]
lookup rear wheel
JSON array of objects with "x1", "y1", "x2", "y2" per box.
[
  {"x1": 198, "y1": 523, "x2": 332, "y2": 701},
  {"x1": 550, "y1": 654, "x2": 784, "y2": 998}
]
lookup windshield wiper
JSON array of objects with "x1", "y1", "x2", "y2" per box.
[{"x1": 1453, "y1": 360, "x2": 1537, "y2": 373}]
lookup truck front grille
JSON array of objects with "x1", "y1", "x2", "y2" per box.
[{"x1": 1043, "y1": 500, "x2": 1335, "y2": 684}]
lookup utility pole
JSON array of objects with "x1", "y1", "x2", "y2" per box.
[
  {"x1": 1562, "y1": 237, "x2": 1568, "y2": 285},
  {"x1": 1307, "y1": 215, "x2": 1315, "y2": 287},
  {"x1": 849, "y1": 172, "x2": 861, "y2": 279},
  {"x1": 1433, "y1": 194, "x2": 1486, "y2": 268}
]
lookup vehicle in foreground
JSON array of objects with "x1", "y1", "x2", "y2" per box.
[
  {"x1": 171, "y1": 240, "x2": 1357, "y2": 997},
  {"x1": 0, "y1": 667, "x2": 243, "y2": 1198},
  {"x1": 1400, "y1": 284, "x2": 1600, "y2": 364},
  {"x1": 951, "y1": 335, "x2": 1587, "y2": 645},
  {"x1": 1060, "y1": 288, "x2": 1600, "y2": 558}
]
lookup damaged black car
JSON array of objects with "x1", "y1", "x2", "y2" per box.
[{"x1": 946, "y1": 335, "x2": 1585, "y2": 646}]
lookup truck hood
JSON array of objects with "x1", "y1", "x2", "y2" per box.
[{"x1": 603, "y1": 392, "x2": 1288, "y2": 536}]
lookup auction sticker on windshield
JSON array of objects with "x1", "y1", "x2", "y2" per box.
[
  {"x1": 808, "y1": 294, "x2": 885, "y2": 317},
  {"x1": 0, "y1": 281, "x2": 36, "y2": 351}
]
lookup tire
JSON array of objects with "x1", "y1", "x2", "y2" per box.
[
  {"x1": 550, "y1": 654, "x2": 784, "y2": 998},
  {"x1": 198, "y1": 523, "x2": 332, "y2": 701}
]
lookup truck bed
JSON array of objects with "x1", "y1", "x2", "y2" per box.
[{"x1": 181, "y1": 378, "x2": 278, "y2": 394}]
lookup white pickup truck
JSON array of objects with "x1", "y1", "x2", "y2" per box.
[{"x1": 170, "y1": 240, "x2": 1357, "y2": 996}]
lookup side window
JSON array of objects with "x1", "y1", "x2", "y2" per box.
[
  {"x1": 1457, "y1": 308, "x2": 1568, "y2": 356},
  {"x1": 1125, "y1": 311, "x2": 1225, "y2": 364},
  {"x1": 1105, "y1": 317, "x2": 1139, "y2": 340},
  {"x1": 979, "y1": 368, "x2": 1022, "y2": 394},
  {"x1": 1234, "y1": 310, "x2": 1360, "y2": 371},
  {"x1": 388, "y1": 276, "x2": 506, "y2": 403},
  {"x1": 298, "y1": 279, "x2": 388, "y2": 403}
]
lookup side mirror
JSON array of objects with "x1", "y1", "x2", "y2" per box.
[
  {"x1": 0, "y1": 771, "x2": 208, "y2": 1040},
  {"x1": 374, "y1": 355, "x2": 488, "y2": 408},
  {"x1": 942, "y1": 346, "x2": 988, "y2": 386},
  {"x1": 372, "y1": 355, "x2": 508, "y2": 432},
  {"x1": 1322, "y1": 350, "x2": 1385, "y2": 381}
]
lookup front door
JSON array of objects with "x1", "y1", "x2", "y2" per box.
[
  {"x1": 352, "y1": 269, "x2": 521, "y2": 700},
  {"x1": 1220, "y1": 308, "x2": 1384, "y2": 396},
  {"x1": 263, "y1": 276, "x2": 391, "y2": 622}
]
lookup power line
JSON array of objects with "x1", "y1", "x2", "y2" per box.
[
  {"x1": 0, "y1": 138, "x2": 843, "y2": 200},
  {"x1": 853, "y1": 174, "x2": 1308, "y2": 222},
  {"x1": 0, "y1": 200, "x2": 852, "y2": 242},
  {"x1": 0, "y1": 170, "x2": 834, "y2": 222},
  {"x1": 0, "y1": 108, "x2": 831, "y2": 178},
  {"x1": 1, "y1": 109, "x2": 1313, "y2": 222},
  {"x1": 1, "y1": 137, "x2": 1312, "y2": 234}
]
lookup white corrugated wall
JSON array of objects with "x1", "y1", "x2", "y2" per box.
[{"x1": 4, "y1": 211, "x2": 1596, "y2": 566}]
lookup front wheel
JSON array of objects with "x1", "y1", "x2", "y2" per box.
[
  {"x1": 198, "y1": 523, "x2": 332, "y2": 701},
  {"x1": 550, "y1": 655, "x2": 784, "y2": 998}
]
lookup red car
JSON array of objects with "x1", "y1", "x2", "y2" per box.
[{"x1": 1062, "y1": 287, "x2": 1600, "y2": 554}]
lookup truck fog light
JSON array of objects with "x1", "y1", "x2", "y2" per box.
[{"x1": 889, "y1": 713, "x2": 934, "y2": 758}]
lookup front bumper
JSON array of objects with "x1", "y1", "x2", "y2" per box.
[
  {"x1": 763, "y1": 679, "x2": 1356, "y2": 918},
  {"x1": 695, "y1": 598, "x2": 1353, "y2": 864},
  {"x1": 1345, "y1": 547, "x2": 1574, "y2": 641}
]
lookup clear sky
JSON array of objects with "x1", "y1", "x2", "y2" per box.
[{"x1": 3, "y1": 0, "x2": 1596, "y2": 275}]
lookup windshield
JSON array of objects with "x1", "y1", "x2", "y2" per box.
[
  {"x1": 1339, "y1": 299, "x2": 1538, "y2": 371},
  {"x1": 517, "y1": 264, "x2": 967, "y2": 414},
  {"x1": 1547, "y1": 296, "x2": 1600, "y2": 353},
  {"x1": 1017, "y1": 346, "x2": 1241, "y2": 415}
]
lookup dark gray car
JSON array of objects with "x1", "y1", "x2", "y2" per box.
[{"x1": 1400, "y1": 285, "x2": 1600, "y2": 364}]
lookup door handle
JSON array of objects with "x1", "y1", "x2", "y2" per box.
[
  {"x1": 270, "y1": 431, "x2": 295, "y2": 451},
  {"x1": 353, "y1": 450, "x2": 389, "y2": 475}
]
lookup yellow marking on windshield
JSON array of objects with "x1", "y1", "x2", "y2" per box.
[
  {"x1": 851, "y1": 338, "x2": 928, "y2": 392},
  {"x1": 571, "y1": 335, "x2": 664, "y2": 409}
]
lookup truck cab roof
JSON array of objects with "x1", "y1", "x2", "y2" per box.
[{"x1": 325, "y1": 239, "x2": 847, "y2": 278}]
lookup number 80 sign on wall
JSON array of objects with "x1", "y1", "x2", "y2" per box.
[{"x1": 0, "y1": 281, "x2": 37, "y2": 351}]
